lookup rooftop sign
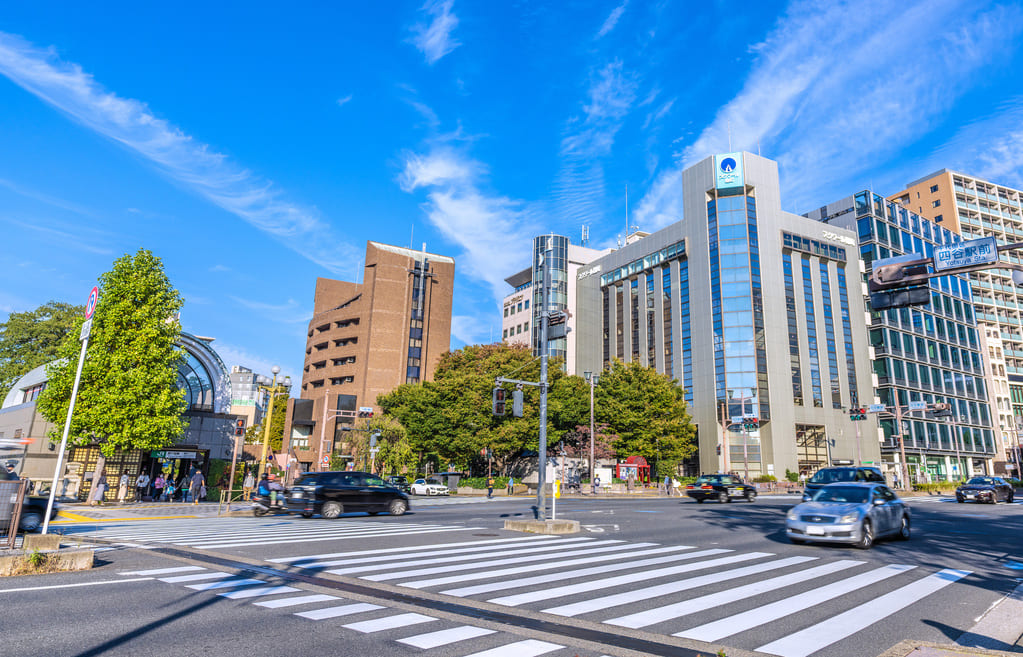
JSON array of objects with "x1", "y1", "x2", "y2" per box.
[{"x1": 715, "y1": 153, "x2": 744, "y2": 191}]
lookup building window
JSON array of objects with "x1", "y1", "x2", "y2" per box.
[
  {"x1": 631, "y1": 278, "x2": 640, "y2": 363},
  {"x1": 930, "y1": 185, "x2": 939, "y2": 193},
  {"x1": 802, "y1": 255, "x2": 824, "y2": 407},
  {"x1": 503, "y1": 329, "x2": 508, "y2": 339},
  {"x1": 932, "y1": 199, "x2": 941, "y2": 208},
  {"x1": 935, "y1": 214, "x2": 943, "y2": 223},
  {"x1": 820, "y1": 261, "x2": 842, "y2": 409},
  {"x1": 602, "y1": 287, "x2": 611, "y2": 367},
  {"x1": 504, "y1": 307, "x2": 509, "y2": 317},
  {"x1": 679, "y1": 259, "x2": 692, "y2": 402},
  {"x1": 517, "y1": 302, "x2": 523, "y2": 312},
  {"x1": 836, "y1": 265, "x2": 859, "y2": 407},
  {"x1": 783, "y1": 252, "x2": 802, "y2": 405},
  {"x1": 524, "y1": 300, "x2": 529, "y2": 309},
  {"x1": 23, "y1": 382, "x2": 46, "y2": 403},
  {"x1": 662, "y1": 264, "x2": 673, "y2": 380}
]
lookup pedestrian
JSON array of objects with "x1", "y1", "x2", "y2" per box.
[
  {"x1": 243, "y1": 471, "x2": 255, "y2": 501},
  {"x1": 177, "y1": 475, "x2": 189, "y2": 502},
  {"x1": 135, "y1": 471, "x2": 150, "y2": 503},
  {"x1": 506, "y1": 476, "x2": 514, "y2": 496},
  {"x1": 164, "y1": 479, "x2": 176, "y2": 502},
  {"x1": 267, "y1": 474, "x2": 284, "y2": 505},
  {"x1": 153, "y1": 473, "x2": 165, "y2": 501},
  {"x1": 594, "y1": 474, "x2": 601, "y2": 494},
  {"x1": 671, "y1": 476, "x2": 681, "y2": 497},
  {"x1": 663, "y1": 474, "x2": 670, "y2": 496},
  {"x1": 117, "y1": 470, "x2": 130, "y2": 504},
  {"x1": 487, "y1": 475, "x2": 494, "y2": 499},
  {"x1": 189, "y1": 469, "x2": 205, "y2": 506},
  {"x1": 3, "y1": 462, "x2": 18, "y2": 480},
  {"x1": 91, "y1": 472, "x2": 108, "y2": 505}
]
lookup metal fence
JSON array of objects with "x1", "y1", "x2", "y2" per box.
[{"x1": 0, "y1": 479, "x2": 28, "y2": 549}]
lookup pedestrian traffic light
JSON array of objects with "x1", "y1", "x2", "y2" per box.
[
  {"x1": 492, "y1": 388, "x2": 507, "y2": 416},
  {"x1": 850, "y1": 407, "x2": 867, "y2": 421},
  {"x1": 235, "y1": 418, "x2": 246, "y2": 436},
  {"x1": 512, "y1": 389, "x2": 524, "y2": 417}
]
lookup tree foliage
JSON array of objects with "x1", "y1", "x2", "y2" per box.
[
  {"x1": 38, "y1": 249, "x2": 186, "y2": 457},
  {"x1": 244, "y1": 390, "x2": 288, "y2": 452},
  {"x1": 595, "y1": 360, "x2": 696, "y2": 476},
  {"x1": 0, "y1": 301, "x2": 84, "y2": 400},
  {"x1": 377, "y1": 344, "x2": 587, "y2": 472}
]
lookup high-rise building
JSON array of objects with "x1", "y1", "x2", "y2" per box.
[
  {"x1": 285, "y1": 241, "x2": 454, "y2": 472},
  {"x1": 500, "y1": 236, "x2": 609, "y2": 374},
  {"x1": 575, "y1": 152, "x2": 878, "y2": 478},
  {"x1": 808, "y1": 192, "x2": 995, "y2": 479},
  {"x1": 888, "y1": 170, "x2": 1021, "y2": 473}
]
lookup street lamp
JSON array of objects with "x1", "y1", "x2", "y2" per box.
[
  {"x1": 257, "y1": 366, "x2": 291, "y2": 480},
  {"x1": 584, "y1": 371, "x2": 599, "y2": 494}
]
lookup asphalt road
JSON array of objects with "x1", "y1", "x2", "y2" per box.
[{"x1": 5, "y1": 493, "x2": 1021, "y2": 657}]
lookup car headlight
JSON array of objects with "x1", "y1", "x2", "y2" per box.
[
  {"x1": 786, "y1": 509, "x2": 798, "y2": 520},
  {"x1": 838, "y1": 512, "x2": 859, "y2": 523}
]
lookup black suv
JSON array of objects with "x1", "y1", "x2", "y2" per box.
[
  {"x1": 286, "y1": 471, "x2": 409, "y2": 518},
  {"x1": 385, "y1": 475, "x2": 411, "y2": 493},
  {"x1": 803, "y1": 466, "x2": 885, "y2": 499}
]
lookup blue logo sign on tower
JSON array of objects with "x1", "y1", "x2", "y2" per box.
[{"x1": 715, "y1": 152, "x2": 744, "y2": 191}]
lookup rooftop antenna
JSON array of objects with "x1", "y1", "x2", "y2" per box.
[
  {"x1": 727, "y1": 120, "x2": 732, "y2": 152},
  {"x1": 625, "y1": 184, "x2": 629, "y2": 237},
  {"x1": 757, "y1": 138, "x2": 761, "y2": 157},
  {"x1": 581, "y1": 225, "x2": 589, "y2": 247},
  {"x1": 409, "y1": 223, "x2": 414, "y2": 250}
]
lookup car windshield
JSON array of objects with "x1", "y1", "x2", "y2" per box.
[
  {"x1": 965, "y1": 477, "x2": 994, "y2": 486},
  {"x1": 808, "y1": 469, "x2": 855, "y2": 484},
  {"x1": 694, "y1": 476, "x2": 718, "y2": 484},
  {"x1": 364, "y1": 475, "x2": 387, "y2": 487},
  {"x1": 811, "y1": 486, "x2": 869, "y2": 504}
]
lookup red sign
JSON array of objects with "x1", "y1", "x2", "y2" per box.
[{"x1": 85, "y1": 286, "x2": 99, "y2": 319}]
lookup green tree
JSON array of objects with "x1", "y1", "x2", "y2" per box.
[
  {"x1": 596, "y1": 360, "x2": 696, "y2": 476},
  {"x1": 37, "y1": 249, "x2": 186, "y2": 457},
  {"x1": 345, "y1": 415, "x2": 416, "y2": 475},
  {"x1": 0, "y1": 301, "x2": 84, "y2": 399}
]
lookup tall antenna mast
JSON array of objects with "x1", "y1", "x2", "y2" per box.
[
  {"x1": 581, "y1": 225, "x2": 589, "y2": 247},
  {"x1": 727, "y1": 120, "x2": 732, "y2": 151},
  {"x1": 625, "y1": 184, "x2": 629, "y2": 238}
]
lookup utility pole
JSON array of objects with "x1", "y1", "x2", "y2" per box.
[{"x1": 537, "y1": 241, "x2": 551, "y2": 521}]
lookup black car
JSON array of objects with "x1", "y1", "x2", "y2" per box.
[
  {"x1": 385, "y1": 475, "x2": 411, "y2": 493},
  {"x1": 286, "y1": 471, "x2": 410, "y2": 518},
  {"x1": 803, "y1": 466, "x2": 885, "y2": 499},
  {"x1": 956, "y1": 476, "x2": 1015, "y2": 504},
  {"x1": 18, "y1": 496, "x2": 60, "y2": 532},
  {"x1": 685, "y1": 474, "x2": 757, "y2": 503}
]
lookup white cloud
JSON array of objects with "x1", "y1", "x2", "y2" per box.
[
  {"x1": 229, "y1": 296, "x2": 312, "y2": 324},
  {"x1": 409, "y1": 0, "x2": 461, "y2": 65},
  {"x1": 929, "y1": 98, "x2": 1023, "y2": 190},
  {"x1": 633, "y1": 0, "x2": 1023, "y2": 227},
  {"x1": 208, "y1": 341, "x2": 300, "y2": 388},
  {"x1": 450, "y1": 314, "x2": 494, "y2": 346},
  {"x1": 336, "y1": 94, "x2": 353, "y2": 107},
  {"x1": 596, "y1": 1, "x2": 629, "y2": 39},
  {"x1": 0, "y1": 31, "x2": 358, "y2": 274}
]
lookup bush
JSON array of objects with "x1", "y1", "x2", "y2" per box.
[
  {"x1": 911, "y1": 481, "x2": 962, "y2": 493},
  {"x1": 785, "y1": 469, "x2": 799, "y2": 483},
  {"x1": 753, "y1": 474, "x2": 777, "y2": 483},
  {"x1": 460, "y1": 476, "x2": 510, "y2": 489}
]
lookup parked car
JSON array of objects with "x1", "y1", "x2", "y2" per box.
[
  {"x1": 803, "y1": 466, "x2": 885, "y2": 499},
  {"x1": 18, "y1": 496, "x2": 60, "y2": 532},
  {"x1": 786, "y1": 482, "x2": 910, "y2": 549},
  {"x1": 955, "y1": 476, "x2": 1015, "y2": 504},
  {"x1": 410, "y1": 478, "x2": 449, "y2": 496},
  {"x1": 385, "y1": 475, "x2": 411, "y2": 493},
  {"x1": 285, "y1": 471, "x2": 409, "y2": 518},
  {"x1": 685, "y1": 474, "x2": 757, "y2": 503}
]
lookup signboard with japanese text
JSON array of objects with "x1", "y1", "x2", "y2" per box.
[{"x1": 933, "y1": 236, "x2": 997, "y2": 272}]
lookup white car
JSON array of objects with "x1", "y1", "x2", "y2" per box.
[{"x1": 411, "y1": 478, "x2": 449, "y2": 496}]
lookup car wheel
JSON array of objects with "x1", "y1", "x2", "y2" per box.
[
  {"x1": 321, "y1": 501, "x2": 343, "y2": 519},
  {"x1": 988, "y1": 496, "x2": 997, "y2": 505},
  {"x1": 253, "y1": 506, "x2": 268, "y2": 517},
  {"x1": 717, "y1": 491, "x2": 729, "y2": 504},
  {"x1": 695, "y1": 498, "x2": 704, "y2": 504},
  {"x1": 300, "y1": 511, "x2": 313, "y2": 518},
  {"x1": 389, "y1": 499, "x2": 408, "y2": 516},
  {"x1": 956, "y1": 497, "x2": 964, "y2": 503},
  {"x1": 1009, "y1": 493, "x2": 1015, "y2": 503},
  {"x1": 855, "y1": 519, "x2": 874, "y2": 549},
  {"x1": 746, "y1": 490, "x2": 757, "y2": 503},
  {"x1": 789, "y1": 537, "x2": 806, "y2": 545},
  {"x1": 19, "y1": 511, "x2": 42, "y2": 533},
  {"x1": 368, "y1": 511, "x2": 380, "y2": 516},
  {"x1": 897, "y1": 514, "x2": 910, "y2": 540}
]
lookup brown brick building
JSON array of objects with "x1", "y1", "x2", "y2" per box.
[{"x1": 284, "y1": 241, "x2": 454, "y2": 471}]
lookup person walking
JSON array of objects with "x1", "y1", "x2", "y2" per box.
[
  {"x1": 153, "y1": 473, "x2": 165, "y2": 501},
  {"x1": 135, "y1": 471, "x2": 150, "y2": 503},
  {"x1": 91, "y1": 472, "x2": 108, "y2": 505},
  {"x1": 164, "y1": 478, "x2": 176, "y2": 502},
  {"x1": 506, "y1": 476, "x2": 514, "y2": 496},
  {"x1": 243, "y1": 471, "x2": 255, "y2": 501},
  {"x1": 188, "y1": 469, "x2": 205, "y2": 505},
  {"x1": 487, "y1": 475, "x2": 495, "y2": 499},
  {"x1": 594, "y1": 474, "x2": 601, "y2": 494},
  {"x1": 117, "y1": 470, "x2": 130, "y2": 504}
]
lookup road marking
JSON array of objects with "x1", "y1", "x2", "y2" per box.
[
  {"x1": 294, "y1": 602, "x2": 383, "y2": 620},
  {"x1": 355, "y1": 540, "x2": 630, "y2": 581},
  {"x1": 218, "y1": 585, "x2": 300, "y2": 599},
  {"x1": 119, "y1": 566, "x2": 204, "y2": 576},
  {"x1": 253, "y1": 594, "x2": 338, "y2": 608},
  {"x1": 488, "y1": 551, "x2": 768, "y2": 607},
  {"x1": 396, "y1": 626, "x2": 497, "y2": 649},
  {"x1": 277, "y1": 535, "x2": 556, "y2": 566},
  {"x1": 462, "y1": 639, "x2": 563, "y2": 657},
  {"x1": 159, "y1": 572, "x2": 232, "y2": 583},
  {"x1": 342, "y1": 612, "x2": 437, "y2": 633},
  {"x1": 186, "y1": 578, "x2": 265, "y2": 591},
  {"x1": 677, "y1": 564, "x2": 917, "y2": 642},
  {"x1": 439, "y1": 548, "x2": 726, "y2": 597},
  {"x1": 755, "y1": 568, "x2": 971, "y2": 657},
  {"x1": 0, "y1": 577, "x2": 153, "y2": 593},
  {"x1": 542, "y1": 556, "x2": 817, "y2": 617},
  {"x1": 606, "y1": 559, "x2": 864, "y2": 628}
]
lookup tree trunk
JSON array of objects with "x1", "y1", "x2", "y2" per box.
[{"x1": 90, "y1": 455, "x2": 106, "y2": 503}]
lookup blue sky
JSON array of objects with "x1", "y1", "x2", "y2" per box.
[{"x1": 1, "y1": 1, "x2": 1022, "y2": 385}]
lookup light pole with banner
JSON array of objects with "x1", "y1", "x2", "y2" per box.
[
  {"x1": 583, "y1": 371, "x2": 599, "y2": 493},
  {"x1": 257, "y1": 367, "x2": 291, "y2": 480},
  {"x1": 43, "y1": 286, "x2": 98, "y2": 534}
]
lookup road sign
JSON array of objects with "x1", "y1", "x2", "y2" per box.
[
  {"x1": 868, "y1": 404, "x2": 886, "y2": 413},
  {"x1": 933, "y1": 236, "x2": 997, "y2": 272},
  {"x1": 321, "y1": 456, "x2": 329, "y2": 465},
  {"x1": 908, "y1": 401, "x2": 927, "y2": 411},
  {"x1": 85, "y1": 286, "x2": 99, "y2": 319},
  {"x1": 80, "y1": 318, "x2": 92, "y2": 341}
]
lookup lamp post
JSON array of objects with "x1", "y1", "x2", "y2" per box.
[
  {"x1": 584, "y1": 371, "x2": 599, "y2": 494},
  {"x1": 257, "y1": 367, "x2": 291, "y2": 480}
]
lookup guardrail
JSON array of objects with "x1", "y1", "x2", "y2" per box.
[{"x1": 0, "y1": 479, "x2": 28, "y2": 549}]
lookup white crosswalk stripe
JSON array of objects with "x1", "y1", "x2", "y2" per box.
[{"x1": 396, "y1": 625, "x2": 496, "y2": 649}]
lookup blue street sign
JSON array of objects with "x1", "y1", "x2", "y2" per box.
[{"x1": 933, "y1": 236, "x2": 998, "y2": 272}]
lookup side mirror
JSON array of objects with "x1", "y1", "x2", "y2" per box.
[
  {"x1": 873, "y1": 498, "x2": 885, "y2": 506},
  {"x1": 802, "y1": 493, "x2": 812, "y2": 502}
]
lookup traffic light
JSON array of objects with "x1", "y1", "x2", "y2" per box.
[
  {"x1": 492, "y1": 388, "x2": 507, "y2": 416},
  {"x1": 358, "y1": 408, "x2": 374, "y2": 418},
  {"x1": 930, "y1": 402, "x2": 953, "y2": 417},
  {"x1": 742, "y1": 418, "x2": 759, "y2": 432},
  {"x1": 234, "y1": 418, "x2": 246, "y2": 436},
  {"x1": 512, "y1": 389, "x2": 524, "y2": 417},
  {"x1": 850, "y1": 408, "x2": 867, "y2": 421}
]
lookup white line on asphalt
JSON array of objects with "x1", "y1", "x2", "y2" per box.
[
  {"x1": 185, "y1": 578, "x2": 266, "y2": 591},
  {"x1": 329, "y1": 537, "x2": 600, "y2": 575},
  {"x1": 218, "y1": 585, "x2": 299, "y2": 599},
  {"x1": 294, "y1": 602, "x2": 384, "y2": 620},
  {"x1": 292, "y1": 535, "x2": 561, "y2": 569},
  {"x1": 676, "y1": 564, "x2": 917, "y2": 642},
  {"x1": 542, "y1": 556, "x2": 817, "y2": 617},
  {"x1": 253, "y1": 594, "x2": 339, "y2": 608},
  {"x1": 396, "y1": 626, "x2": 497, "y2": 649},
  {"x1": 488, "y1": 551, "x2": 770, "y2": 607},
  {"x1": 355, "y1": 541, "x2": 634, "y2": 582},
  {"x1": 436, "y1": 547, "x2": 709, "y2": 596},
  {"x1": 119, "y1": 566, "x2": 205, "y2": 576},
  {"x1": 159, "y1": 572, "x2": 233, "y2": 583},
  {"x1": 198, "y1": 526, "x2": 478, "y2": 549},
  {"x1": 755, "y1": 568, "x2": 971, "y2": 657},
  {"x1": 0, "y1": 577, "x2": 153, "y2": 593},
  {"x1": 342, "y1": 612, "x2": 438, "y2": 633},
  {"x1": 461, "y1": 639, "x2": 563, "y2": 657},
  {"x1": 406, "y1": 544, "x2": 686, "y2": 591},
  {"x1": 605, "y1": 559, "x2": 864, "y2": 628},
  {"x1": 271, "y1": 534, "x2": 556, "y2": 563}
]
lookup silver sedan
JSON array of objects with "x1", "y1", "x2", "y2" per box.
[{"x1": 785, "y1": 482, "x2": 910, "y2": 549}]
